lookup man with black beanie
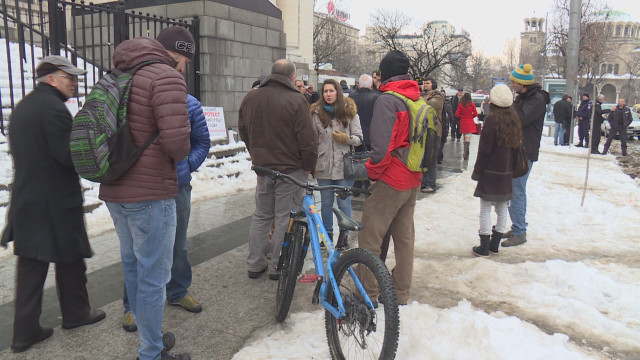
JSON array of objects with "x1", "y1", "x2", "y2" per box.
[{"x1": 358, "y1": 50, "x2": 421, "y2": 306}]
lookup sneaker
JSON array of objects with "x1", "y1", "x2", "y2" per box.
[
  {"x1": 161, "y1": 348, "x2": 191, "y2": 360},
  {"x1": 501, "y1": 232, "x2": 527, "y2": 247},
  {"x1": 169, "y1": 294, "x2": 202, "y2": 313},
  {"x1": 122, "y1": 311, "x2": 137, "y2": 332},
  {"x1": 420, "y1": 186, "x2": 435, "y2": 193},
  {"x1": 268, "y1": 273, "x2": 279, "y2": 281}
]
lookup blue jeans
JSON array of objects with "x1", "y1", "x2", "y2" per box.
[
  {"x1": 317, "y1": 178, "x2": 354, "y2": 234},
  {"x1": 553, "y1": 123, "x2": 565, "y2": 145},
  {"x1": 107, "y1": 199, "x2": 177, "y2": 360},
  {"x1": 508, "y1": 160, "x2": 533, "y2": 236},
  {"x1": 123, "y1": 185, "x2": 192, "y2": 310}
]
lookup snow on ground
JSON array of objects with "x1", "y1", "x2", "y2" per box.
[{"x1": 233, "y1": 136, "x2": 640, "y2": 360}]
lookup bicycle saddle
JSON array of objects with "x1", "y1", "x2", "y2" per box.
[{"x1": 332, "y1": 208, "x2": 363, "y2": 231}]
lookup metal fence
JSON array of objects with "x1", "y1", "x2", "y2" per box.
[{"x1": 0, "y1": 0, "x2": 200, "y2": 135}]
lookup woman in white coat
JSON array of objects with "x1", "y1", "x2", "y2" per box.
[{"x1": 311, "y1": 79, "x2": 363, "y2": 241}]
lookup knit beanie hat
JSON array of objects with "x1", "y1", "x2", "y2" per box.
[
  {"x1": 156, "y1": 26, "x2": 195, "y2": 61},
  {"x1": 379, "y1": 50, "x2": 410, "y2": 82},
  {"x1": 510, "y1": 64, "x2": 534, "y2": 85},
  {"x1": 490, "y1": 84, "x2": 514, "y2": 108}
]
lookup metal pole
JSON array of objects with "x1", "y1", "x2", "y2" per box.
[{"x1": 566, "y1": 0, "x2": 581, "y2": 145}]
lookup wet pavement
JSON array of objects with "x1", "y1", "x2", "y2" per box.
[{"x1": 0, "y1": 136, "x2": 474, "y2": 359}]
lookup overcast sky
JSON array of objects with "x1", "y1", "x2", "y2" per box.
[{"x1": 319, "y1": 0, "x2": 640, "y2": 59}]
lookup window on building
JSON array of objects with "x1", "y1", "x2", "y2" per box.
[
  {"x1": 614, "y1": 64, "x2": 619, "y2": 75},
  {"x1": 601, "y1": 64, "x2": 607, "y2": 75},
  {"x1": 624, "y1": 26, "x2": 629, "y2": 37},
  {"x1": 616, "y1": 26, "x2": 621, "y2": 36},
  {"x1": 608, "y1": 64, "x2": 613, "y2": 73},
  {"x1": 442, "y1": 26, "x2": 446, "y2": 35}
]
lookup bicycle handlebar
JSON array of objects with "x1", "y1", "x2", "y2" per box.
[{"x1": 252, "y1": 165, "x2": 371, "y2": 196}]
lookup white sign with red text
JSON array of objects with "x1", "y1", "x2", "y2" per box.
[{"x1": 202, "y1": 106, "x2": 227, "y2": 139}]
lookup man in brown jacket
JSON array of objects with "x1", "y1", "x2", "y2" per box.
[
  {"x1": 239, "y1": 59, "x2": 317, "y2": 280},
  {"x1": 99, "y1": 27, "x2": 192, "y2": 360}
]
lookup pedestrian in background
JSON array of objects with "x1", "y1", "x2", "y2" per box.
[
  {"x1": 350, "y1": 74, "x2": 379, "y2": 192},
  {"x1": 471, "y1": 84, "x2": 522, "y2": 256},
  {"x1": 602, "y1": 98, "x2": 633, "y2": 156},
  {"x1": 101, "y1": 27, "x2": 194, "y2": 360},
  {"x1": 591, "y1": 94, "x2": 610, "y2": 154},
  {"x1": 450, "y1": 88, "x2": 464, "y2": 141},
  {"x1": 575, "y1": 93, "x2": 592, "y2": 147},
  {"x1": 439, "y1": 90, "x2": 453, "y2": 164},
  {"x1": 311, "y1": 79, "x2": 362, "y2": 242},
  {"x1": 553, "y1": 94, "x2": 572, "y2": 146},
  {"x1": 2, "y1": 56, "x2": 105, "y2": 353},
  {"x1": 455, "y1": 92, "x2": 478, "y2": 160},
  {"x1": 420, "y1": 78, "x2": 444, "y2": 193}
]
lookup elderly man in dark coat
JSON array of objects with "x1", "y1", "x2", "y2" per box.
[{"x1": 1, "y1": 56, "x2": 105, "y2": 353}]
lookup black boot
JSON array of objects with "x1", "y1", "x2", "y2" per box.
[
  {"x1": 489, "y1": 230, "x2": 503, "y2": 254},
  {"x1": 472, "y1": 235, "x2": 490, "y2": 257},
  {"x1": 602, "y1": 145, "x2": 609, "y2": 155},
  {"x1": 463, "y1": 141, "x2": 470, "y2": 160}
]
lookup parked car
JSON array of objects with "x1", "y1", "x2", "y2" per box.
[
  {"x1": 632, "y1": 104, "x2": 640, "y2": 114},
  {"x1": 601, "y1": 103, "x2": 640, "y2": 140}
]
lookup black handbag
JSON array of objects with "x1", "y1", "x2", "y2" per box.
[
  {"x1": 343, "y1": 147, "x2": 370, "y2": 180},
  {"x1": 513, "y1": 145, "x2": 529, "y2": 178}
]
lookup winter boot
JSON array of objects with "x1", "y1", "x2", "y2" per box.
[
  {"x1": 463, "y1": 141, "x2": 470, "y2": 160},
  {"x1": 602, "y1": 145, "x2": 609, "y2": 155},
  {"x1": 472, "y1": 234, "x2": 491, "y2": 257},
  {"x1": 489, "y1": 230, "x2": 503, "y2": 254}
]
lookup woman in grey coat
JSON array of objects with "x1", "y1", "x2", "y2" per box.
[{"x1": 311, "y1": 79, "x2": 362, "y2": 241}]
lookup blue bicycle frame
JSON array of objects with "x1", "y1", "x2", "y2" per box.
[{"x1": 300, "y1": 193, "x2": 377, "y2": 319}]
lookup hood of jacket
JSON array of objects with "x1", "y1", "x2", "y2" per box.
[
  {"x1": 310, "y1": 96, "x2": 358, "y2": 118},
  {"x1": 113, "y1": 37, "x2": 177, "y2": 71},
  {"x1": 259, "y1": 73, "x2": 299, "y2": 93},
  {"x1": 380, "y1": 74, "x2": 421, "y2": 101}
]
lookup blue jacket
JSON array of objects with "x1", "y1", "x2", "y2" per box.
[
  {"x1": 177, "y1": 95, "x2": 211, "y2": 187},
  {"x1": 576, "y1": 99, "x2": 593, "y2": 121}
]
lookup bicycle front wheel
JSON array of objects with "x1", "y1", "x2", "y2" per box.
[
  {"x1": 275, "y1": 221, "x2": 304, "y2": 323},
  {"x1": 325, "y1": 248, "x2": 400, "y2": 360}
]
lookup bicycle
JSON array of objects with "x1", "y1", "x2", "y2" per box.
[{"x1": 252, "y1": 165, "x2": 400, "y2": 360}]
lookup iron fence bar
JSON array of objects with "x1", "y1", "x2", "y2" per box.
[
  {"x1": 48, "y1": 0, "x2": 59, "y2": 54},
  {"x1": 38, "y1": 0, "x2": 46, "y2": 57},
  {"x1": 97, "y1": 4, "x2": 104, "y2": 77},
  {"x1": 26, "y1": 0, "x2": 36, "y2": 89},
  {"x1": 89, "y1": 2, "x2": 96, "y2": 85},
  {"x1": 2, "y1": 0, "x2": 16, "y2": 113},
  {"x1": 106, "y1": 4, "x2": 111, "y2": 71}
]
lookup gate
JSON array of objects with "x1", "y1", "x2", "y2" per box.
[{"x1": 0, "y1": 0, "x2": 200, "y2": 134}]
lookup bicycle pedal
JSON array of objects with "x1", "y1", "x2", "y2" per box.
[{"x1": 299, "y1": 274, "x2": 321, "y2": 283}]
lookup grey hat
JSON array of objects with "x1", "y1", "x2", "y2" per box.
[{"x1": 36, "y1": 56, "x2": 87, "y2": 77}]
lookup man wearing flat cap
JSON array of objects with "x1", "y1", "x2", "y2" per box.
[
  {"x1": 100, "y1": 27, "x2": 192, "y2": 360},
  {"x1": 1, "y1": 55, "x2": 106, "y2": 353}
]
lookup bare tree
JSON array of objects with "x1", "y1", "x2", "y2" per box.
[
  {"x1": 503, "y1": 38, "x2": 519, "y2": 72},
  {"x1": 312, "y1": 0, "x2": 357, "y2": 72},
  {"x1": 367, "y1": 9, "x2": 471, "y2": 80},
  {"x1": 619, "y1": 52, "x2": 640, "y2": 103},
  {"x1": 465, "y1": 52, "x2": 492, "y2": 92}
]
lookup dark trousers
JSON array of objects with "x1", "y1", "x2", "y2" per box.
[
  {"x1": 591, "y1": 121, "x2": 602, "y2": 152},
  {"x1": 13, "y1": 256, "x2": 91, "y2": 344},
  {"x1": 563, "y1": 120, "x2": 571, "y2": 145},
  {"x1": 604, "y1": 126, "x2": 628, "y2": 155},
  {"x1": 421, "y1": 141, "x2": 440, "y2": 189},
  {"x1": 450, "y1": 118, "x2": 461, "y2": 139},
  {"x1": 438, "y1": 133, "x2": 447, "y2": 162},
  {"x1": 577, "y1": 119, "x2": 590, "y2": 145}
]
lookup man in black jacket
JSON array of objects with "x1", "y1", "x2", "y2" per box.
[
  {"x1": 552, "y1": 94, "x2": 572, "y2": 146},
  {"x1": 575, "y1": 93, "x2": 593, "y2": 147},
  {"x1": 591, "y1": 94, "x2": 610, "y2": 154},
  {"x1": 351, "y1": 74, "x2": 380, "y2": 151},
  {"x1": 450, "y1": 88, "x2": 464, "y2": 140},
  {"x1": 602, "y1": 98, "x2": 633, "y2": 156},
  {"x1": 503, "y1": 64, "x2": 549, "y2": 248},
  {"x1": 1, "y1": 56, "x2": 105, "y2": 353}
]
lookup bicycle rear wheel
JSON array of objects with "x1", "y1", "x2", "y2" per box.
[
  {"x1": 325, "y1": 248, "x2": 399, "y2": 359},
  {"x1": 275, "y1": 221, "x2": 304, "y2": 322}
]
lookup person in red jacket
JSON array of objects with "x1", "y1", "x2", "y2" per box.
[
  {"x1": 455, "y1": 92, "x2": 478, "y2": 159},
  {"x1": 359, "y1": 50, "x2": 421, "y2": 306}
]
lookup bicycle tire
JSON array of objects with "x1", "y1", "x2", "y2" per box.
[
  {"x1": 275, "y1": 221, "x2": 304, "y2": 323},
  {"x1": 325, "y1": 248, "x2": 399, "y2": 360}
]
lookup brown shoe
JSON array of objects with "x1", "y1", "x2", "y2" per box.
[
  {"x1": 168, "y1": 294, "x2": 202, "y2": 313},
  {"x1": 122, "y1": 311, "x2": 137, "y2": 332}
]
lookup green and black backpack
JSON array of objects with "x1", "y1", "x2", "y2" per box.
[
  {"x1": 69, "y1": 61, "x2": 160, "y2": 183},
  {"x1": 384, "y1": 91, "x2": 439, "y2": 172}
]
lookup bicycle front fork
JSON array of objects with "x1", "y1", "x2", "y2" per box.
[{"x1": 276, "y1": 211, "x2": 297, "y2": 272}]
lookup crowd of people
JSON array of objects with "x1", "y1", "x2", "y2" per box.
[{"x1": 6, "y1": 24, "x2": 629, "y2": 358}]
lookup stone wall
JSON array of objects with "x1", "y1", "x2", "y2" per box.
[{"x1": 92, "y1": 0, "x2": 287, "y2": 128}]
